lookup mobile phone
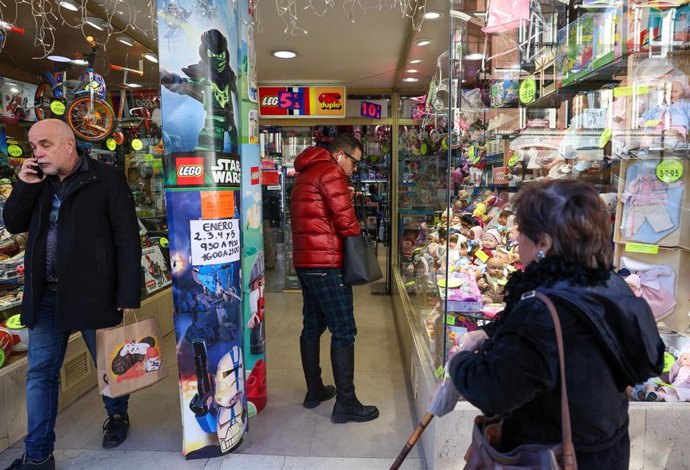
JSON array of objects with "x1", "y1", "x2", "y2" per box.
[{"x1": 34, "y1": 164, "x2": 44, "y2": 179}]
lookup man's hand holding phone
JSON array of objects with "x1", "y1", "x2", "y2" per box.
[{"x1": 19, "y1": 158, "x2": 45, "y2": 184}]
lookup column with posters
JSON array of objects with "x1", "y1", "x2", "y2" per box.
[
  {"x1": 236, "y1": 0, "x2": 267, "y2": 417},
  {"x1": 158, "y1": 2, "x2": 247, "y2": 458}
]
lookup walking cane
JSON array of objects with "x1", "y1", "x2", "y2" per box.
[
  {"x1": 390, "y1": 412, "x2": 434, "y2": 470},
  {"x1": 390, "y1": 362, "x2": 460, "y2": 470}
]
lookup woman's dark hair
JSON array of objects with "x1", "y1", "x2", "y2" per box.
[
  {"x1": 328, "y1": 133, "x2": 363, "y2": 155},
  {"x1": 513, "y1": 179, "x2": 612, "y2": 270}
]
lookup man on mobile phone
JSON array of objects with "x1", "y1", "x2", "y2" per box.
[{"x1": 2, "y1": 119, "x2": 141, "y2": 470}]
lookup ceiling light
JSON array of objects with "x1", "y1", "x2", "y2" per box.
[
  {"x1": 125, "y1": 83, "x2": 142, "y2": 88},
  {"x1": 407, "y1": 69, "x2": 418, "y2": 73},
  {"x1": 47, "y1": 55, "x2": 72, "y2": 63},
  {"x1": 403, "y1": 77, "x2": 419, "y2": 82},
  {"x1": 424, "y1": 11, "x2": 442, "y2": 20},
  {"x1": 71, "y1": 58, "x2": 88, "y2": 65},
  {"x1": 85, "y1": 16, "x2": 107, "y2": 31},
  {"x1": 143, "y1": 53, "x2": 158, "y2": 63},
  {"x1": 273, "y1": 50, "x2": 297, "y2": 59},
  {"x1": 117, "y1": 35, "x2": 135, "y2": 47},
  {"x1": 472, "y1": 11, "x2": 487, "y2": 17},
  {"x1": 59, "y1": 0, "x2": 80, "y2": 11},
  {"x1": 10, "y1": 87, "x2": 19, "y2": 93},
  {"x1": 416, "y1": 39, "x2": 432, "y2": 46},
  {"x1": 466, "y1": 53, "x2": 484, "y2": 60},
  {"x1": 409, "y1": 59, "x2": 422, "y2": 64}
]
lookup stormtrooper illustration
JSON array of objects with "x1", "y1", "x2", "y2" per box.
[{"x1": 189, "y1": 341, "x2": 246, "y2": 453}]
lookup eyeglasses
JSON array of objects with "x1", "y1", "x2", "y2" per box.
[{"x1": 342, "y1": 151, "x2": 360, "y2": 168}]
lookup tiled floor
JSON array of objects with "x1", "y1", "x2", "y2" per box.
[{"x1": 0, "y1": 283, "x2": 426, "y2": 470}]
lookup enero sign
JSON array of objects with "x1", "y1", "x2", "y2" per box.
[{"x1": 176, "y1": 157, "x2": 205, "y2": 186}]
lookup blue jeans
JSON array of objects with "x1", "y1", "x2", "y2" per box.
[{"x1": 24, "y1": 291, "x2": 129, "y2": 461}]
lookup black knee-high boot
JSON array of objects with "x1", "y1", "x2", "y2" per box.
[
  {"x1": 330, "y1": 343, "x2": 379, "y2": 423},
  {"x1": 300, "y1": 336, "x2": 336, "y2": 409}
]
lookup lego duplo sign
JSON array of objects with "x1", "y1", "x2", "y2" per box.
[{"x1": 259, "y1": 86, "x2": 346, "y2": 118}]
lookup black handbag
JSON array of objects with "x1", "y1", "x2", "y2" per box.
[
  {"x1": 464, "y1": 292, "x2": 578, "y2": 470},
  {"x1": 342, "y1": 195, "x2": 383, "y2": 285},
  {"x1": 342, "y1": 232, "x2": 382, "y2": 285}
]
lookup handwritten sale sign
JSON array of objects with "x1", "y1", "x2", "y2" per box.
[{"x1": 190, "y1": 219, "x2": 241, "y2": 265}]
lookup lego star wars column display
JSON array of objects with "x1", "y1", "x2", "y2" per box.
[
  {"x1": 236, "y1": 0, "x2": 267, "y2": 416},
  {"x1": 158, "y1": 5, "x2": 247, "y2": 459}
]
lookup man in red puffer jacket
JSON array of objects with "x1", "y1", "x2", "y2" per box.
[{"x1": 290, "y1": 133, "x2": 379, "y2": 424}]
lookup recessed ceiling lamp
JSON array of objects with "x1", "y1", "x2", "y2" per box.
[
  {"x1": 409, "y1": 59, "x2": 422, "y2": 64},
  {"x1": 273, "y1": 50, "x2": 297, "y2": 59},
  {"x1": 47, "y1": 55, "x2": 72, "y2": 63},
  {"x1": 424, "y1": 11, "x2": 442, "y2": 20},
  {"x1": 126, "y1": 83, "x2": 142, "y2": 88},
  {"x1": 117, "y1": 35, "x2": 135, "y2": 47},
  {"x1": 403, "y1": 77, "x2": 419, "y2": 82},
  {"x1": 58, "y1": 0, "x2": 80, "y2": 11},
  {"x1": 466, "y1": 53, "x2": 484, "y2": 60},
  {"x1": 71, "y1": 58, "x2": 89, "y2": 65},
  {"x1": 407, "y1": 69, "x2": 418, "y2": 73},
  {"x1": 415, "y1": 39, "x2": 432, "y2": 46},
  {"x1": 143, "y1": 53, "x2": 158, "y2": 63},
  {"x1": 85, "y1": 16, "x2": 107, "y2": 31}
]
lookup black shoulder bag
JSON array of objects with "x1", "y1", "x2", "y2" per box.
[{"x1": 342, "y1": 195, "x2": 383, "y2": 285}]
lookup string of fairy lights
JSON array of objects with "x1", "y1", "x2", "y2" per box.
[
  {"x1": 262, "y1": 0, "x2": 428, "y2": 36},
  {"x1": 0, "y1": 0, "x2": 427, "y2": 56}
]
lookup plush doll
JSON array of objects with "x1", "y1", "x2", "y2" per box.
[
  {"x1": 477, "y1": 257, "x2": 508, "y2": 304},
  {"x1": 493, "y1": 247, "x2": 515, "y2": 274}
]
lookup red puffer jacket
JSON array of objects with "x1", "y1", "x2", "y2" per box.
[{"x1": 290, "y1": 147, "x2": 360, "y2": 267}]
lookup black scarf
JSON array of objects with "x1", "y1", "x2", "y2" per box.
[{"x1": 485, "y1": 255, "x2": 611, "y2": 337}]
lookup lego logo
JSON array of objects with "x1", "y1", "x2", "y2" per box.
[
  {"x1": 261, "y1": 96, "x2": 278, "y2": 106},
  {"x1": 178, "y1": 165, "x2": 203, "y2": 177},
  {"x1": 251, "y1": 170, "x2": 259, "y2": 179}
]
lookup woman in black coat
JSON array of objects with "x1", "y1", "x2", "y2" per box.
[{"x1": 449, "y1": 180, "x2": 664, "y2": 469}]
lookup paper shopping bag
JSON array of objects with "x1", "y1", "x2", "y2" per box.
[{"x1": 96, "y1": 317, "x2": 168, "y2": 398}]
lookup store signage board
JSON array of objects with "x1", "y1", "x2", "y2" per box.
[
  {"x1": 360, "y1": 101, "x2": 382, "y2": 119},
  {"x1": 259, "y1": 86, "x2": 346, "y2": 118}
]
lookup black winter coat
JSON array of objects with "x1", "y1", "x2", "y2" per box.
[
  {"x1": 3, "y1": 156, "x2": 142, "y2": 331},
  {"x1": 450, "y1": 272, "x2": 663, "y2": 470}
]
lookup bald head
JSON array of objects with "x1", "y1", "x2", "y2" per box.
[{"x1": 28, "y1": 119, "x2": 80, "y2": 180}]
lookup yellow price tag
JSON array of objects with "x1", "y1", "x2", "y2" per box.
[
  {"x1": 519, "y1": 77, "x2": 537, "y2": 105},
  {"x1": 144, "y1": 153, "x2": 154, "y2": 161},
  {"x1": 507, "y1": 152, "x2": 520, "y2": 168},
  {"x1": 625, "y1": 242, "x2": 659, "y2": 254},
  {"x1": 656, "y1": 159, "x2": 684, "y2": 183},
  {"x1": 599, "y1": 128, "x2": 612, "y2": 148},
  {"x1": 5, "y1": 314, "x2": 24, "y2": 329},
  {"x1": 106, "y1": 138, "x2": 117, "y2": 151},
  {"x1": 613, "y1": 85, "x2": 649, "y2": 97},
  {"x1": 159, "y1": 237, "x2": 169, "y2": 248},
  {"x1": 7, "y1": 145, "x2": 23, "y2": 157},
  {"x1": 50, "y1": 101, "x2": 66, "y2": 116},
  {"x1": 644, "y1": 119, "x2": 661, "y2": 128},
  {"x1": 131, "y1": 139, "x2": 143, "y2": 151},
  {"x1": 475, "y1": 250, "x2": 490, "y2": 263},
  {"x1": 446, "y1": 314, "x2": 455, "y2": 326},
  {"x1": 434, "y1": 365, "x2": 444, "y2": 378}
]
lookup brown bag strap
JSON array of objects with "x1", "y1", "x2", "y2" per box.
[{"x1": 534, "y1": 292, "x2": 577, "y2": 470}]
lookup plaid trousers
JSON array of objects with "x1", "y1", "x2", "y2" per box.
[{"x1": 296, "y1": 267, "x2": 357, "y2": 347}]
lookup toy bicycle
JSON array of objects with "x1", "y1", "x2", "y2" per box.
[{"x1": 33, "y1": 37, "x2": 114, "y2": 142}]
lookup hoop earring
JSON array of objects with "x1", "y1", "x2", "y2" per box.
[{"x1": 536, "y1": 249, "x2": 546, "y2": 261}]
